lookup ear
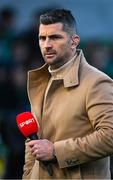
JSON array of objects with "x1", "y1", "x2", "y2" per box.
[{"x1": 71, "y1": 34, "x2": 80, "y2": 49}]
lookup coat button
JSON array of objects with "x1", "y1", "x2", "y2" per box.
[{"x1": 66, "y1": 159, "x2": 79, "y2": 166}]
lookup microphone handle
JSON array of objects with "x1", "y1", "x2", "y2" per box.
[
  {"x1": 29, "y1": 134, "x2": 38, "y2": 140},
  {"x1": 29, "y1": 133, "x2": 53, "y2": 176}
]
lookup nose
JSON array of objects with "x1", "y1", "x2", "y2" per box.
[{"x1": 44, "y1": 38, "x2": 53, "y2": 49}]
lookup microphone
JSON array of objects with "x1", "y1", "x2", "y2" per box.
[{"x1": 16, "y1": 112, "x2": 53, "y2": 176}]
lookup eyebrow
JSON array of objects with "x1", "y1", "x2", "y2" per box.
[{"x1": 38, "y1": 34, "x2": 64, "y2": 39}]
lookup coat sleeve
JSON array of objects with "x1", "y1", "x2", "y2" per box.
[{"x1": 54, "y1": 75, "x2": 113, "y2": 168}]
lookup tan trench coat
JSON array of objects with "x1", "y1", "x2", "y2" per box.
[{"x1": 23, "y1": 50, "x2": 113, "y2": 179}]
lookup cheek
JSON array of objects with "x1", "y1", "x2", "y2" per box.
[
  {"x1": 59, "y1": 44, "x2": 71, "y2": 54},
  {"x1": 57, "y1": 43, "x2": 69, "y2": 52},
  {"x1": 39, "y1": 41, "x2": 43, "y2": 49}
]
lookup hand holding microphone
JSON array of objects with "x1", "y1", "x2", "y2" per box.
[
  {"x1": 16, "y1": 112, "x2": 54, "y2": 176},
  {"x1": 27, "y1": 139, "x2": 55, "y2": 161}
]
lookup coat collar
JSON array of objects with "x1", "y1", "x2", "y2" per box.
[{"x1": 28, "y1": 49, "x2": 85, "y2": 88}]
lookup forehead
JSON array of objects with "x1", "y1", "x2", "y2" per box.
[{"x1": 39, "y1": 23, "x2": 65, "y2": 36}]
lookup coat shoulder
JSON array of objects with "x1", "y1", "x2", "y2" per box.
[{"x1": 80, "y1": 60, "x2": 113, "y2": 85}]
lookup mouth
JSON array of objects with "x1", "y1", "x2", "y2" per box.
[{"x1": 45, "y1": 53, "x2": 56, "y2": 58}]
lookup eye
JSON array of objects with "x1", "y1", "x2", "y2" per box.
[
  {"x1": 39, "y1": 36, "x2": 46, "y2": 41},
  {"x1": 52, "y1": 36, "x2": 59, "y2": 40},
  {"x1": 50, "y1": 35, "x2": 63, "y2": 40}
]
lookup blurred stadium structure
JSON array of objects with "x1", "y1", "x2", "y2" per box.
[{"x1": 0, "y1": 0, "x2": 113, "y2": 179}]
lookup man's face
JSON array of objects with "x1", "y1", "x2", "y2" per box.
[{"x1": 39, "y1": 23, "x2": 77, "y2": 69}]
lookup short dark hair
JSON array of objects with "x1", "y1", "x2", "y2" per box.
[{"x1": 39, "y1": 9, "x2": 77, "y2": 35}]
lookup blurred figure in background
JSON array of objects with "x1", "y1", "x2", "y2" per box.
[
  {"x1": 0, "y1": 7, "x2": 16, "y2": 66},
  {"x1": 89, "y1": 44, "x2": 113, "y2": 78},
  {"x1": 0, "y1": 7, "x2": 27, "y2": 179},
  {"x1": 81, "y1": 41, "x2": 113, "y2": 79}
]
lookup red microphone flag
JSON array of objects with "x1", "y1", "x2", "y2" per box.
[{"x1": 16, "y1": 112, "x2": 38, "y2": 137}]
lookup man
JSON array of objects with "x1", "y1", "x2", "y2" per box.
[{"x1": 23, "y1": 9, "x2": 113, "y2": 179}]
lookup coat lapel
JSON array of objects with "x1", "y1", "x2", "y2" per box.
[{"x1": 27, "y1": 64, "x2": 50, "y2": 125}]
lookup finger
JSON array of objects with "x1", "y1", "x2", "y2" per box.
[
  {"x1": 31, "y1": 144, "x2": 39, "y2": 153},
  {"x1": 35, "y1": 151, "x2": 43, "y2": 161},
  {"x1": 34, "y1": 150, "x2": 43, "y2": 161},
  {"x1": 36, "y1": 154, "x2": 40, "y2": 160},
  {"x1": 32, "y1": 149, "x2": 39, "y2": 156},
  {"x1": 27, "y1": 140, "x2": 38, "y2": 146}
]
